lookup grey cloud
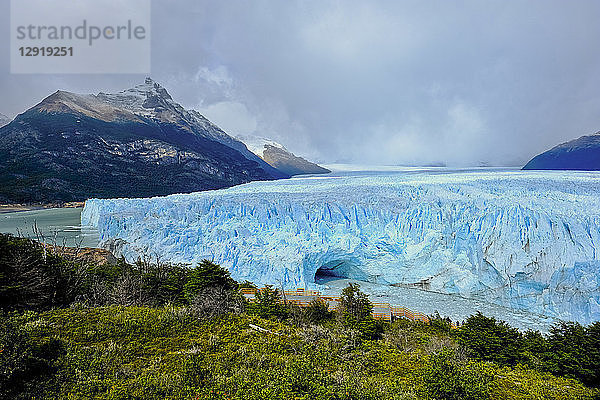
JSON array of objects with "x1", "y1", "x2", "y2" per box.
[{"x1": 1, "y1": 0, "x2": 599, "y2": 166}]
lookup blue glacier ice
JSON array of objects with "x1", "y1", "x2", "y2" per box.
[{"x1": 82, "y1": 169, "x2": 600, "y2": 324}]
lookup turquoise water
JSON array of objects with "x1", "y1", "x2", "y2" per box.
[{"x1": 0, "y1": 208, "x2": 99, "y2": 248}]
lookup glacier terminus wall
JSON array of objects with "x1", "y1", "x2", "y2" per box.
[{"x1": 82, "y1": 170, "x2": 600, "y2": 324}]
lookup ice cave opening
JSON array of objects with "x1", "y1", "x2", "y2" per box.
[{"x1": 314, "y1": 259, "x2": 369, "y2": 284}]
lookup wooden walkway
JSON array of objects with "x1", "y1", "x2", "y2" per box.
[{"x1": 241, "y1": 287, "x2": 432, "y2": 324}]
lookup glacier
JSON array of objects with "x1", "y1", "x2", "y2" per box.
[{"x1": 82, "y1": 169, "x2": 600, "y2": 324}]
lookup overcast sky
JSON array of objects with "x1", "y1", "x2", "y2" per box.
[{"x1": 1, "y1": 0, "x2": 599, "y2": 166}]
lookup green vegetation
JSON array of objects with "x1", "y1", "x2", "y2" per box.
[
  {"x1": 457, "y1": 313, "x2": 600, "y2": 387},
  {"x1": 248, "y1": 285, "x2": 289, "y2": 320},
  {"x1": 304, "y1": 298, "x2": 334, "y2": 323},
  {"x1": 184, "y1": 259, "x2": 238, "y2": 302},
  {"x1": 337, "y1": 282, "x2": 381, "y2": 340},
  {"x1": 1, "y1": 233, "x2": 599, "y2": 399}
]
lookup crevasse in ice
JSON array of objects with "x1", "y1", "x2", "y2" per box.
[{"x1": 82, "y1": 170, "x2": 600, "y2": 324}]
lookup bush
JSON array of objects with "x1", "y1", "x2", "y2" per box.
[
  {"x1": 83, "y1": 260, "x2": 190, "y2": 307},
  {"x1": 0, "y1": 313, "x2": 63, "y2": 399},
  {"x1": 422, "y1": 349, "x2": 493, "y2": 400},
  {"x1": 188, "y1": 286, "x2": 246, "y2": 319},
  {"x1": 2, "y1": 306, "x2": 596, "y2": 399},
  {"x1": 304, "y1": 298, "x2": 333, "y2": 323},
  {"x1": 0, "y1": 234, "x2": 86, "y2": 311}
]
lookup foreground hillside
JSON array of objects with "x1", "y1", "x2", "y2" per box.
[
  {"x1": 1, "y1": 234, "x2": 599, "y2": 399},
  {"x1": 0, "y1": 79, "x2": 285, "y2": 203},
  {"x1": 4, "y1": 307, "x2": 597, "y2": 400}
]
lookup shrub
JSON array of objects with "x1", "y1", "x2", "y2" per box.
[
  {"x1": 0, "y1": 313, "x2": 63, "y2": 399},
  {"x1": 422, "y1": 349, "x2": 493, "y2": 400},
  {"x1": 2, "y1": 306, "x2": 597, "y2": 399},
  {"x1": 0, "y1": 234, "x2": 86, "y2": 311},
  {"x1": 188, "y1": 286, "x2": 246, "y2": 319},
  {"x1": 304, "y1": 298, "x2": 333, "y2": 323}
]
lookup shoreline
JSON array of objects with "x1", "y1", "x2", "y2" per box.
[{"x1": 0, "y1": 201, "x2": 85, "y2": 214}]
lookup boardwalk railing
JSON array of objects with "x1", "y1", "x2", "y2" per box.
[{"x1": 240, "y1": 287, "x2": 440, "y2": 325}]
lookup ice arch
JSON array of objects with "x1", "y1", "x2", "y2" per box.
[{"x1": 314, "y1": 259, "x2": 369, "y2": 283}]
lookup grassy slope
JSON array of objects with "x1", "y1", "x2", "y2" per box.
[{"x1": 13, "y1": 306, "x2": 597, "y2": 400}]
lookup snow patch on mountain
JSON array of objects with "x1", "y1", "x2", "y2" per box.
[
  {"x1": 237, "y1": 135, "x2": 286, "y2": 157},
  {"x1": 82, "y1": 170, "x2": 600, "y2": 324},
  {"x1": 238, "y1": 135, "x2": 329, "y2": 176}
]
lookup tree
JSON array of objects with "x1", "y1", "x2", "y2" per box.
[
  {"x1": 337, "y1": 283, "x2": 379, "y2": 339},
  {"x1": 543, "y1": 321, "x2": 600, "y2": 387},
  {"x1": 248, "y1": 285, "x2": 289, "y2": 320},
  {"x1": 456, "y1": 312, "x2": 523, "y2": 366},
  {"x1": 338, "y1": 283, "x2": 372, "y2": 324},
  {"x1": 520, "y1": 329, "x2": 547, "y2": 368},
  {"x1": 183, "y1": 260, "x2": 237, "y2": 303},
  {"x1": 429, "y1": 311, "x2": 453, "y2": 334}
]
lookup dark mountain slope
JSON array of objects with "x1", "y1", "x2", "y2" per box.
[{"x1": 523, "y1": 132, "x2": 600, "y2": 170}]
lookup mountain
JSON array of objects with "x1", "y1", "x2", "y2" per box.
[
  {"x1": 0, "y1": 113, "x2": 10, "y2": 128},
  {"x1": 0, "y1": 78, "x2": 287, "y2": 203},
  {"x1": 238, "y1": 135, "x2": 330, "y2": 176},
  {"x1": 523, "y1": 132, "x2": 600, "y2": 170}
]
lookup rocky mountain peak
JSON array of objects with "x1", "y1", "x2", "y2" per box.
[
  {"x1": 95, "y1": 78, "x2": 177, "y2": 116},
  {"x1": 126, "y1": 77, "x2": 173, "y2": 102},
  {"x1": 140, "y1": 77, "x2": 172, "y2": 99},
  {"x1": 31, "y1": 79, "x2": 183, "y2": 123}
]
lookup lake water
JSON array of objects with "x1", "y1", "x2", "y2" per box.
[{"x1": 0, "y1": 208, "x2": 99, "y2": 248}]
